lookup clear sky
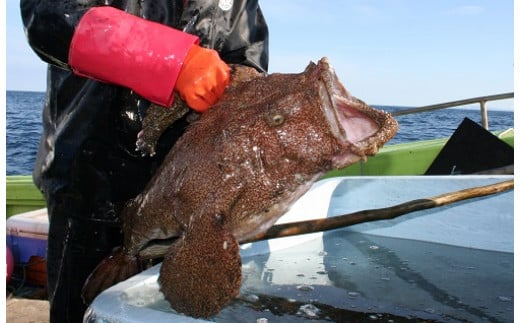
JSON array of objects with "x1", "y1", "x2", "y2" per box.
[{"x1": 5, "y1": 0, "x2": 515, "y2": 110}]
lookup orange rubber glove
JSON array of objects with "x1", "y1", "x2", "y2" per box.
[{"x1": 174, "y1": 45, "x2": 231, "y2": 112}]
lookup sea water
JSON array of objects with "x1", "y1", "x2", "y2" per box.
[{"x1": 6, "y1": 90, "x2": 514, "y2": 175}]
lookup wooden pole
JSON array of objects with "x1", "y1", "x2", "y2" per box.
[
  {"x1": 138, "y1": 180, "x2": 513, "y2": 259},
  {"x1": 240, "y1": 179, "x2": 513, "y2": 243}
]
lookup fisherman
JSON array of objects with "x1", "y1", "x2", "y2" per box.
[{"x1": 20, "y1": 1, "x2": 268, "y2": 322}]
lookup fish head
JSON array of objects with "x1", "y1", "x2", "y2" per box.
[
  {"x1": 269, "y1": 58, "x2": 398, "y2": 172},
  {"x1": 215, "y1": 58, "x2": 397, "y2": 241},
  {"x1": 239, "y1": 57, "x2": 398, "y2": 178}
]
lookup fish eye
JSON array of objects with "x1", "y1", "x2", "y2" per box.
[{"x1": 267, "y1": 112, "x2": 285, "y2": 127}]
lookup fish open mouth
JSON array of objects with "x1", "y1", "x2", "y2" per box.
[{"x1": 317, "y1": 58, "x2": 398, "y2": 168}]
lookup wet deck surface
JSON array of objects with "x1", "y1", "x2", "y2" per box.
[{"x1": 6, "y1": 298, "x2": 49, "y2": 323}]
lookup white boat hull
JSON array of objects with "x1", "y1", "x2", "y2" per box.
[{"x1": 85, "y1": 175, "x2": 514, "y2": 322}]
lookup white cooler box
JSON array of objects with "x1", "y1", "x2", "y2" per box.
[{"x1": 6, "y1": 208, "x2": 49, "y2": 264}]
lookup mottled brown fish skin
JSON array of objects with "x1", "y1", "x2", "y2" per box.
[
  {"x1": 82, "y1": 58, "x2": 398, "y2": 318},
  {"x1": 159, "y1": 215, "x2": 242, "y2": 318},
  {"x1": 135, "y1": 65, "x2": 262, "y2": 156}
]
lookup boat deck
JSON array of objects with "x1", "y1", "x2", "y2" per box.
[
  {"x1": 6, "y1": 298, "x2": 49, "y2": 323},
  {"x1": 86, "y1": 176, "x2": 513, "y2": 322}
]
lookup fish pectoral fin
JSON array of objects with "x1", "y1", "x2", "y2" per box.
[
  {"x1": 159, "y1": 216, "x2": 241, "y2": 318},
  {"x1": 81, "y1": 247, "x2": 144, "y2": 304}
]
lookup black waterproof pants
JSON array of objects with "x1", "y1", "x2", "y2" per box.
[{"x1": 46, "y1": 192, "x2": 123, "y2": 323}]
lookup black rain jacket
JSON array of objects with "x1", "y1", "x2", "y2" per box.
[{"x1": 20, "y1": 0, "x2": 269, "y2": 212}]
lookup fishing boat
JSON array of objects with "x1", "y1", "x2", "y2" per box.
[
  {"x1": 85, "y1": 175, "x2": 514, "y2": 322},
  {"x1": 6, "y1": 93, "x2": 514, "y2": 322}
]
